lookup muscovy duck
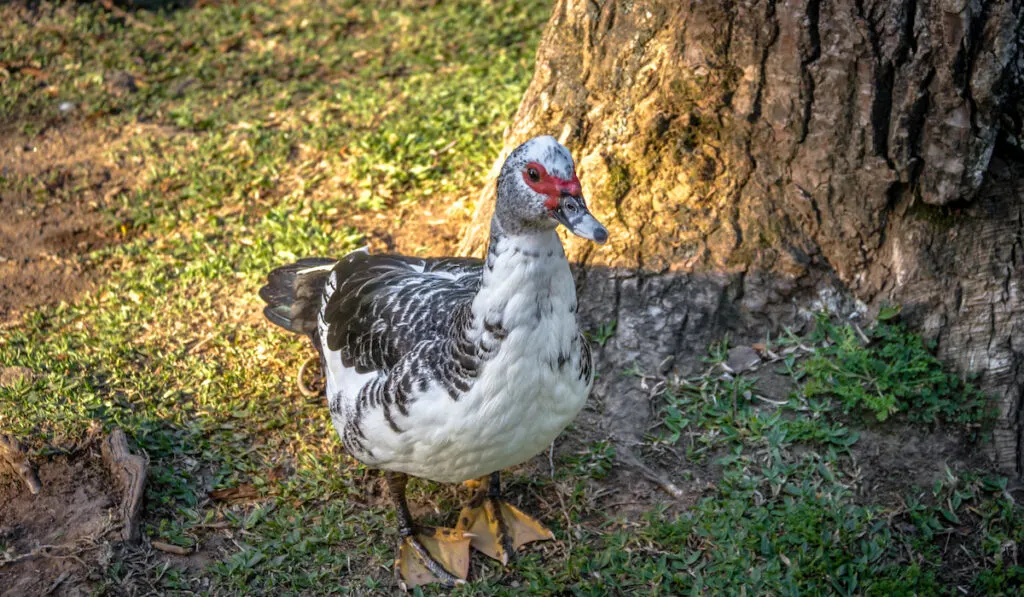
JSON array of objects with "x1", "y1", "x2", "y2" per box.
[{"x1": 259, "y1": 136, "x2": 608, "y2": 587}]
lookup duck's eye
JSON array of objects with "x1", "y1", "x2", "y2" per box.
[{"x1": 527, "y1": 167, "x2": 540, "y2": 182}]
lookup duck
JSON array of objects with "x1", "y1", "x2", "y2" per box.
[{"x1": 259, "y1": 135, "x2": 608, "y2": 588}]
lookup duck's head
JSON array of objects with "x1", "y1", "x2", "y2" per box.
[{"x1": 495, "y1": 136, "x2": 608, "y2": 244}]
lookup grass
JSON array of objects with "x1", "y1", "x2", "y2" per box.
[
  {"x1": 797, "y1": 311, "x2": 994, "y2": 427},
  {"x1": 647, "y1": 331, "x2": 1021, "y2": 595},
  {"x1": 1, "y1": 1, "x2": 1022, "y2": 595}
]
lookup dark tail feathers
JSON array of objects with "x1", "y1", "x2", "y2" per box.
[{"x1": 259, "y1": 257, "x2": 336, "y2": 335}]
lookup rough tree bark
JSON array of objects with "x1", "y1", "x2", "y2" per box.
[{"x1": 459, "y1": 1, "x2": 1024, "y2": 474}]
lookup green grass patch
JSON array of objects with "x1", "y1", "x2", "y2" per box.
[
  {"x1": 642, "y1": 325, "x2": 1020, "y2": 595},
  {"x1": 797, "y1": 312, "x2": 995, "y2": 427}
]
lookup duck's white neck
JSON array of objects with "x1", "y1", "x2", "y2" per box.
[{"x1": 471, "y1": 218, "x2": 575, "y2": 333}]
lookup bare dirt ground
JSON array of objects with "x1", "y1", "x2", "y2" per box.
[
  {"x1": 0, "y1": 125, "x2": 134, "y2": 323},
  {"x1": 0, "y1": 444, "x2": 116, "y2": 597},
  {"x1": 0, "y1": 120, "x2": 465, "y2": 327}
]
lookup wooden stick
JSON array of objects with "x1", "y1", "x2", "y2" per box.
[
  {"x1": 151, "y1": 540, "x2": 192, "y2": 556},
  {"x1": 102, "y1": 429, "x2": 148, "y2": 542}
]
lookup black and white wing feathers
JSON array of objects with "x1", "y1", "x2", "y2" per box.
[{"x1": 321, "y1": 252, "x2": 482, "y2": 374}]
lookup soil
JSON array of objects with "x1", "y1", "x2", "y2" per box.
[
  {"x1": 0, "y1": 125, "x2": 134, "y2": 324},
  {"x1": 0, "y1": 447, "x2": 117, "y2": 597},
  {"x1": 340, "y1": 195, "x2": 471, "y2": 260},
  {"x1": 851, "y1": 424, "x2": 992, "y2": 505}
]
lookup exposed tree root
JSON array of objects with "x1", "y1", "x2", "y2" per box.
[
  {"x1": 101, "y1": 429, "x2": 149, "y2": 543},
  {"x1": 0, "y1": 433, "x2": 41, "y2": 494},
  {"x1": 616, "y1": 445, "x2": 685, "y2": 500}
]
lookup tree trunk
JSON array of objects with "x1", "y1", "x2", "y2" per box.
[{"x1": 459, "y1": 0, "x2": 1024, "y2": 473}]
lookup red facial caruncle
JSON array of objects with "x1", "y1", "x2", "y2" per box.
[{"x1": 521, "y1": 162, "x2": 583, "y2": 210}]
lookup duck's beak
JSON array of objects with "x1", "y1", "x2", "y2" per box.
[{"x1": 552, "y1": 194, "x2": 608, "y2": 244}]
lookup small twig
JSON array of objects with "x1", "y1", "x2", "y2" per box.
[
  {"x1": 755, "y1": 394, "x2": 789, "y2": 407},
  {"x1": 185, "y1": 333, "x2": 216, "y2": 355},
  {"x1": 151, "y1": 540, "x2": 192, "y2": 556},
  {"x1": 1, "y1": 544, "x2": 64, "y2": 567},
  {"x1": 429, "y1": 139, "x2": 458, "y2": 165},
  {"x1": 548, "y1": 440, "x2": 556, "y2": 478},
  {"x1": 602, "y1": 500, "x2": 648, "y2": 510},
  {"x1": 44, "y1": 571, "x2": 71, "y2": 595},
  {"x1": 617, "y1": 445, "x2": 684, "y2": 499},
  {"x1": 852, "y1": 322, "x2": 871, "y2": 345},
  {"x1": 585, "y1": 487, "x2": 619, "y2": 510}
]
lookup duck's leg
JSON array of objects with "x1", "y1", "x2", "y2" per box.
[
  {"x1": 387, "y1": 472, "x2": 470, "y2": 589},
  {"x1": 456, "y1": 471, "x2": 554, "y2": 565}
]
